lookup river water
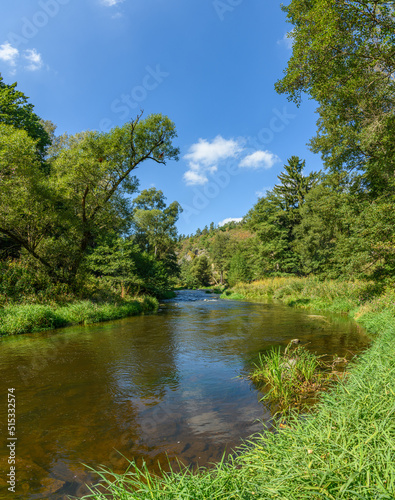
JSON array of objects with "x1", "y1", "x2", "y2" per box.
[{"x1": 0, "y1": 290, "x2": 370, "y2": 499}]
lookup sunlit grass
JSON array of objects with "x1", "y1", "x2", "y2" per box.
[{"x1": 0, "y1": 296, "x2": 159, "y2": 335}]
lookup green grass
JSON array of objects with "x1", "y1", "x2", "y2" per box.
[
  {"x1": 0, "y1": 296, "x2": 159, "y2": 336},
  {"x1": 220, "y1": 290, "x2": 246, "y2": 301},
  {"x1": 76, "y1": 277, "x2": 395, "y2": 499},
  {"x1": 251, "y1": 344, "x2": 326, "y2": 413}
]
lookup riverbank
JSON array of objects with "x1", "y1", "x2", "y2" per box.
[
  {"x1": 82, "y1": 277, "x2": 395, "y2": 499},
  {"x1": 0, "y1": 296, "x2": 159, "y2": 336}
]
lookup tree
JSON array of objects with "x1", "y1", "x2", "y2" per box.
[
  {"x1": 245, "y1": 158, "x2": 318, "y2": 274},
  {"x1": 273, "y1": 156, "x2": 319, "y2": 219},
  {"x1": 0, "y1": 124, "x2": 56, "y2": 272},
  {"x1": 227, "y1": 251, "x2": 252, "y2": 287},
  {"x1": 209, "y1": 232, "x2": 231, "y2": 284},
  {"x1": 0, "y1": 75, "x2": 50, "y2": 159},
  {"x1": 87, "y1": 237, "x2": 140, "y2": 298},
  {"x1": 132, "y1": 188, "x2": 182, "y2": 261},
  {"x1": 276, "y1": 1, "x2": 395, "y2": 195},
  {"x1": 0, "y1": 112, "x2": 179, "y2": 284},
  {"x1": 87, "y1": 236, "x2": 174, "y2": 298},
  {"x1": 190, "y1": 255, "x2": 212, "y2": 287},
  {"x1": 293, "y1": 175, "x2": 347, "y2": 275}
]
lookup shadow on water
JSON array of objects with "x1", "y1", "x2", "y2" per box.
[{"x1": 0, "y1": 290, "x2": 370, "y2": 499}]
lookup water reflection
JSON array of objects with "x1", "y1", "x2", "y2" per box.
[{"x1": 0, "y1": 290, "x2": 370, "y2": 499}]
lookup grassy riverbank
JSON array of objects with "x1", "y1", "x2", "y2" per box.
[
  {"x1": 81, "y1": 277, "x2": 395, "y2": 499},
  {"x1": 0, "y1": 296, "x2": 159, "y2": 336}
]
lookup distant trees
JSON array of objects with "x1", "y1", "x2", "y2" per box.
[
  {"x1": 209, "y1": 232, "x2": 231, "y2": 284},
  {"x1": 191, "y1": 256, "x2": 211, "y2": 287},
  {"x1": 179, "y1": 255, "x2": 212, "y2": 288},
  {"x1": 227, "y1": 252, "x2": 251, "y2": 287}
]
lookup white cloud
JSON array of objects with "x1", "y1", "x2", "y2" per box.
[
  {"x1": 183, "y1": 170, "x2": 208, "y2": 186},
  {"x1": 218, "y1": 217, "x2": 243, "y2": 227},
  {"x1": 239, "y1": 150, "x2": 280, "y2": 169},
  {"x1": 0, "y1": 42, "x2": 19, "y2": 66},
  {"x1": 277, "y1": 31, "x2": 294, "y2": 50},
  {"x1": 184, "y1": 136, "x2": 242, "y2": 166},
  {"x1": 101, "y1": 0, "x2": 124, "y2": 6},
  {"x1": 256, "y1": 186, "x2": 271, "y2": 198},
  {"x1": 183, "y1": 135, "x2": 243, "y2": 186},
  {"x1": 23, "y1": 49, "x2": 43, "y2": 71}
]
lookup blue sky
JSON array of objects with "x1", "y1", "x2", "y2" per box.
[{"x1": 0, "y1": 0, "x2": 322, "y2": 235}]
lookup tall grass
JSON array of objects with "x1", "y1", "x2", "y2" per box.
[
  {"x1": 77, "y1": 278, "x2": 395, "y2": 499},
  {"x1": 0, "y1": 296, "x2": 159, "y2": 336},
  {"x1": 251, "y1": 344, "x2": 326, "y2": 412}
]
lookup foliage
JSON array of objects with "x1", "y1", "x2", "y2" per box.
[
  {"x1": 276, "y1": 1, "x2": 395, "y2": 195},
  {"x1": 0, "y1": 111, "x2": 179, "y2": 285},
  {"x1": 179, "y1": 255, "x2": 212, "y2": 288},
  {"x1": 226, "y1": 251, "x2": 252, "y2": 287},
  {"x1": 179, "y1": 260, "x2": 200, "y2": 289},
  {"x1": 132, "y1": 188, "x2": 182, "y2": 267},
  {"x1": 190, "y1": 255, "x2": 212, "y2": 287},
  {"x1": 209, "y1": 232, "x2": 232, "y2": 284},
  {"x1": 0, "y1": 259, "x2": 71, "y2": 306},
  {"x1": 86, "y1": 238, "x2": 142, "y2": 298},
  {"x1": 0, "y1": 75, "x2": 50, "y2": 159}
]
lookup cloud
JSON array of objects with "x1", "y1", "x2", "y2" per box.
[
  {"x1": 23, "y1": 49, "x2": 43, "y2": 71},
  {"x1": 255, "y1": 186, "x2": 271, "y2": 198},
  {"x1": 218, "y1": 217, "x2": 243, "y2": 227},
  {"x1": 183, "y1": 135, "x2": 243, "y2": 186},
  {"x1": 183, "y1": 170, "x2": 209, "y2": 186},
  {"x1": 239, "y1": 150, "x2": 280, "y2": 169},
  {"x1": 101, "y1": 0, "x2": 124, "y2": 6},
  {"x1": 277, "y1": 31, "x2": 294, "y2": 50},
  {"x1": 0, "y1": 42, "x2": 19, "y2": 66}
]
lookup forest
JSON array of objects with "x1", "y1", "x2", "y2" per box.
[{"x1": 1, "y1": 1, "x2": 395, "y2": 333}]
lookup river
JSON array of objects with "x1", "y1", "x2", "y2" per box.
[{"x1": 0, "y1": 290, "x2": 370, "y2": 499}]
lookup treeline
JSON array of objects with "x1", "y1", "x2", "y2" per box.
[
  {"x1": 179, "y1": 1, "x2": 395, "y2": 289},
  {"x1": 180, "y1": 153, "x2": 395, "y2": 288},
  {"x1": 0, "y1": 76, "x2": 182, "y2": 304}
]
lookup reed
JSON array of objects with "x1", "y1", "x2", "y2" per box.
[{"x1": 251, "y1": 344, "x2": 326, "y2": 412}]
